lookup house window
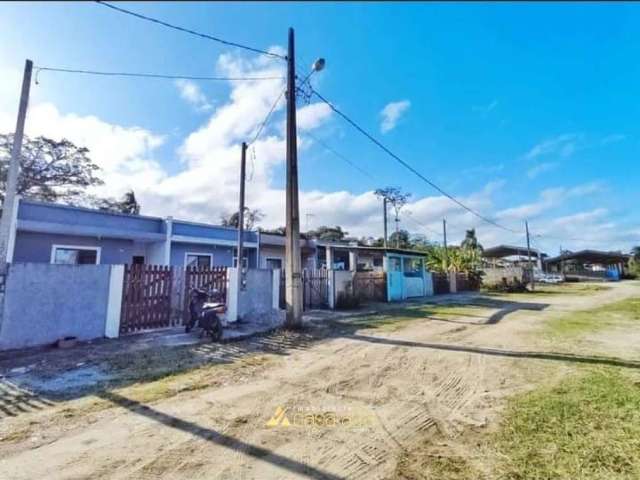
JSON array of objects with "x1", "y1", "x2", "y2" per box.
[
  {"x1": 265, "y1": 257, "x2": 283, "y2": 270},
  {"x1": 233, "y1": 256, "x2": 249, "y2": 269},
  {"x1": 132, "y1": 256, "x2": 145, "y2": 265},
  {"x1": 185, "y1": 253, "x2": 213, "y2": 268},
  {"x1": 51, "y1": 245, "x2": 100, "y2": 265}
]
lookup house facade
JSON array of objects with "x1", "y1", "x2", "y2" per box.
[{"x1": 9, "y1": 198, "x2": 259, "y2": 268}]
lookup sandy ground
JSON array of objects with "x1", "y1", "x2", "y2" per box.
[{"x1": 1, "y1": 281, "x2": 639, "y2": 479}]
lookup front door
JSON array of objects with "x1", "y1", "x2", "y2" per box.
[{"x1": 387, "y1": 255, "x2": 403, "y2": 301}]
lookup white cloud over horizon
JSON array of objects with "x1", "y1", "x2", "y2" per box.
[
  {"x1": 0, "y1": 52, "x2": 635, "y2": 254},
  {"x1": 175, "y1": 79, "x2": 213, "y2": 112},
  {"x1": 379, "y1": 99, "x2": 410, "y2": 133}
]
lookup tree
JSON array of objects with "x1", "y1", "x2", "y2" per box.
[
  {"x1": 461, "y1": 228, "x2": 483, "y2": 251},
  {"x1": 306, "y1": 225, "x2": 348, "y2": 242},
  {"x1": 220, "y1": 208, "x2": 264, "y2": 230},
  {"x1": 1, "y1": 134, "x2": 103, "y2": 205},
  {"x1": 374, "y1": 186, "x2": 411, "y2": 247},
  {"x1": 389, "y1": 229, "x2": 411, "y2": 249}
]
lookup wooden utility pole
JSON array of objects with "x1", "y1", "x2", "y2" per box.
[
  {"x1": 383, "y1": 197, "x2": 388, "y2": 248},
  {"x1": 236, "y1": 142, "x2": 247, "y2": 291},
  {"x1": 442, "y1": 218, "x2": 448, "y2": 270},
  {"x1": 525, "y1": 220, "x2": 534, "y2": 290},
  {"x1": 0, "y1": 59, "x2": 32, "y2": 271},
  {"x1": 285, "y1": 27, "x2": 303, "y2": 328}
]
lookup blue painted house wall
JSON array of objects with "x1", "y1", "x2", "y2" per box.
[{"x1": 12, "y1": 199, "x2": 259, "y2": 268}]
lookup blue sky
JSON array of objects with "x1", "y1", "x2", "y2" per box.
[{"x1": 0, "y1": 2, "x2": 638, "y2": 253}]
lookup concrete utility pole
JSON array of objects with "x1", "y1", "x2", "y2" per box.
[
  {"x1": 236, "y1": 142, "x2": 247, "y2": 291},
  {"x1": 525, "y1": 220, "x2": 534, "y2": 291},
  {"x1": 285, "y1": 27, "x2": 303, "y2": 328},
  {"x1": 382, "y1": 197, "x2": 388, "y2": 248},
  {"x1": 0, "y1": 59, "x2": 32, "y2": 271},
  {"x1": 442, "y1": 218, "x2": 448, "y2": 271}
]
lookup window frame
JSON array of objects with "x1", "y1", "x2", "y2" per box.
[
  {"x1": 184, "y1": 252, "x2": 213, "y2": 269},
  {"x1": 264, "y1": 256, "x2": 283, "y2": 270},
  {"x1": 50, "y1": 244, "x2": 101, "y2": 265}
]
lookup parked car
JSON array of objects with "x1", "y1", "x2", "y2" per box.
[{"x1": 534, "y1": 271, "x2": 564, "y2": 284}]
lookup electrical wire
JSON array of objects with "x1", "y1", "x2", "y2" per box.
[
  {"x1": 247, "y1": 88, "x2": 286, "y2": 147},
  {"x1": 95, "y1": 1, "x2": 286, "y2": 60},
  {"x1": 309, "y1": 86, "x2": 521, "y2": 234},
  {"x1": 304, "y1": 130, "x2": 377, "y2": 181},
  {"x1": 34, "y1": 66, "x2": 283, "y2": 84}
]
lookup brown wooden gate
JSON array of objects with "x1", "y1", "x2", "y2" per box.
[
  {"x1": 353, "y1": 271, "x2": 387, "y2": 302},
  {"x1": 183, "y1": 267, "x2": 228, "y2": 324},
  {"x1": 432, "y1": 273, "x2": 450, "y2": 295},
  {"x1": 120, "y1": 265, "x2": 174, "y2": 334},
  {"x1": 302, "y1": 268, "x2": 329, "y2": 310}
]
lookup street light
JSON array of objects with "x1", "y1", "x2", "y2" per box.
[{"x1": 312, "y1": 58, "x2": 326, "y2": 72}]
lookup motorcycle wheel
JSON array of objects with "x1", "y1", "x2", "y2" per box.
[{"x1": 209, "y1": 319, "x2": 223, "y2": 342}]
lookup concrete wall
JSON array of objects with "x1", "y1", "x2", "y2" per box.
[
  {"x1": 13, "y1": 231, "x2": 136, "y2": 265},
  {"x1": 482, "y1": 267, "x2": 526, "y2": 287},
  {"x1": 0, "y1": 263, "x2": 114, "y2": 350},
  {"x1": 237, "y1": 269, "x2": 275, "y2": 321}
]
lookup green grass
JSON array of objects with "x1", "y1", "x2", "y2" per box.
[
  {"x1": 487, "y1": 282, "x2": 611, "y2": 299},
  {"x1": 545, "y1": 296, "x2": 640, "y2": 338},
  {"x1": 345, "y1": 303, "x2": 494, "y2": 331},
  {"x1": 494, "y1": 368, "x2": 640, "y2": 480}
]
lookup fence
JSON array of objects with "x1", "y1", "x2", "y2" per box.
[
  {"x1": 302, "y1": 268, "x2": 330, "y2": 310},
  {"x1": 353, "y1": 271, "x2": 387, "y2": 302},
  {"x1": 182, "y1": 267, "x2": 228, "y2": 324},
  {"x1": 120, "y1": 265, "x2": 173, "y2": 334},
  {"x1": 432, "y1": 273, "x2": 450, "y2": 294}
]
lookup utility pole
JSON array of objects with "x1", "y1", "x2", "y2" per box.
[
  {"x1": 442, "y1": 218, "x2": 448, "y2": 271},
  {"x1": 285, "y1": 27, "x2": 303, "y2": 329},
  {"x1": 382, "y1": 197, "x2": 388, "y2": 248},
  {"x1": 525, "y1": 220, "x2": 534, "y2": 291},
  {"x1": 236, "y1": 142, "x2": 247, "y2": 292},
  {"x1": 0, "y1": 59, "x2": 32, "y2": 271}
]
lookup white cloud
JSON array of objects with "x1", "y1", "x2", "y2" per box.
[
  {"x1": 524, "y1": 134, "x2": 579, "y2": 160},
  {"x1": 472, "y1": 99, "x2": 498, "y2": 115},
  {"x1": 1, "y1": 50, "x2": 633, "y2": 255},
  {"x1": 175, "y1": 79, "x2": 212, "y2": 112},
  {"x1": 601, "y1": 133, "x2": 627, "y2": 146},
  {"x1": 380, "y1": 100, "x2": 410, "y2": 133},
  {"x1": 527, "y1": 161, "x2": 558, "y2": 179}
]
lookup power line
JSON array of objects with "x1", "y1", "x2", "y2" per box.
[
  {"x1": 309, "y1": 86, "x2": 520, "y2": 234},
  {"x1": 304, "y1": 130, "x2": 377, "y2": 181},
  {"x1": 247, "y1": 88, "x2": 286, "y2": 146},
  {"x1": 34, "y1": 66, "x2": 283, "y2": 84},
  {"x1": 95, "y1": 1, "x2": 286, "y2": 60}
]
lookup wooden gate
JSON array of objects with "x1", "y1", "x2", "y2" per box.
[
  {"x1": 120, "y1": 265, "x2": 174, "y2": 334},
  {"x1": 353, "y1": 271, "x2": 387, "y2": 302},
  {"x1": 302, "y1": 268, "x2": 329, "y2": 310},
  {"x1": 433, "y1": 273, "x2": 450, "y2": 295},
  {"x1": 183, "y1": 267, "x2": 228, "y2": 324}
]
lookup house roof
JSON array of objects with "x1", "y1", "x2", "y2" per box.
[
  {"x1": 483, "y1": 244, "x2": 544, "y2": 259},
  {"x1": 317, "y1": 242, "x2": 427, "y2": 257},
  {"x1": 545, "y1": 249, "x2": 630, "y2": 265}
]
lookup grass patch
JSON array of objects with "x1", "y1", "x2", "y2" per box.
[
  {"x1": 545, "y1": 296, "x2": 640, "y2": 338},
  {"x1": 494, "y1": 368, "x2": 640, "y2": 480},
  {"x1": 488, "y1": 282, "x2": 611, "y2": 299},
  {"x1": 345, "y1": 303, "x2": 494, "y2": 331}
]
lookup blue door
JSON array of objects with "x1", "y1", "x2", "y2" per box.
[{"x1": 387, "y1": 256, "x2": 403, "y2": 301}]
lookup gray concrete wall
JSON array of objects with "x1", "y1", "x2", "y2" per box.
[
  {"x1": 0, "y1": 263, "x2": 112, "y2": 350},
  {"x1": 237, "y1": 269, "x2": 281, "y2": 325},
  {"x1": 482, "y1": 267, "x2": 525, "y2": 287}
]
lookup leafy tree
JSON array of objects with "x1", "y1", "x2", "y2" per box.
[
  {"x1": 374, "y1": 186, "x2": 411, "y2": 247},
  {"x1": 1, "y1": 134, "x2": 103, "y2": 204},
  {"x1": 306, "y1": 225, "x2": 348, "y2": 242},
  {"x1": 220, "y1": 207, "x2": 264, "y2": 230},
  {"x1": 424, "y1": 244, "x2": 482, "y2": 274},
  {"x1": 461, "y1": 228, "x2": 483, "y2": 251},
  {"x1": 389, "y1": 229, "x2": 411, "y2": 249}
]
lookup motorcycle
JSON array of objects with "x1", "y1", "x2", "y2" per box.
[{"x1": 185, "y1": 287, "x2": 225, "y2": 341}]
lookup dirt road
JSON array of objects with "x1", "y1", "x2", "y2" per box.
[{"x1": 1, "y1": 282, "x2": 639, "y2": 479}]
